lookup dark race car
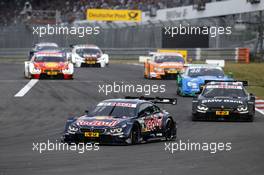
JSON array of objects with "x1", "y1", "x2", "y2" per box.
[
  {"x1": 192, "y1": 81, "x2": 255, "y2": 122},
  {"x1": 29, "y1": 42, "x2": 59, "y2": 60},
  {"x1": 62, "y1": 96, "x2": 177, "y2": 145}
]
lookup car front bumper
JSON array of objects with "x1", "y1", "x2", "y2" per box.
[
  {"x1": 193, "y1": 110, "x2": 253, "y2": 121},
  {"x1": 63, "y1": 132, "x2": 130, "y2": 145}
]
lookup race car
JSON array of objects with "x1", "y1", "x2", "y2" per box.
[
  {"x1": 62, "y1": 96, "x2": 177, "y2": 145},
  {"x1": 29, "y1": 42, "x2": 59, "y2": 60},
  {"x1": 24, "y1": 50, "x2": 74, "y2": 79},
  {"x1": 177, "y1": 64, "x2": 233, "y2": 96},
  {"x1": 192, "y1": 81, "x2": 255, "y2": 122},
  {"x1": 69, "y1": 44, "x2": 109, "y2": 67},
  {"x1": 144, "y1": 52, "x2": 186, "y2": 79}
]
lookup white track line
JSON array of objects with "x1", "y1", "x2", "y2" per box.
[
  {"x1": 130, "y1": 63, "x2": 143, "y2": 66},
  {"x1": 255, "y1": 97, "x2": 264, "y2": 116},
  {"x1": 256, "y1": 108, "x2": 264, "y2": 115},
  {"x1": 14, "y1": 79, "x2": 39, "y2": 97}
]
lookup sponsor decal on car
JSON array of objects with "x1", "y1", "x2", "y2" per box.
[
  {"x1": 202, "y1": 99, "x2": 243, "y2": 104},
  {"x1": 77, "y1": 120, "x2": 119, "y2": 127},
  {"x1": 144, "y1": 115, "x2": 163, "y2": 131},
  {"x1": 97, "y1": 102, "x2": 137, "y2": 108},
  {"x1": 206, "y1": 85, "x2": 242, "y2": 89}
]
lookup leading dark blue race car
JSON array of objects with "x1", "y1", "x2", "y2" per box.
[{"x1": 62, "y1": 96, "x2": 177, "y2": 145}]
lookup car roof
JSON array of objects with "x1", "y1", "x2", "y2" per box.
[
  {"x1": 207, "y1": 81, "x2": 243, "y2": 85},
  {"x1": 151, "y1": 52, "x2": 183, "y2": 57},
  {"x1": 35, "y1": 42, "x2": 58, "y2": 47},
  {"x1": 74, "y1": 44, "x2": 99, "y2": 49},
  {"x1": 34, "y1": 50, "x2": 64, "y2": 57},
  {"x1": 102, "y1": 99, "x2": 150, "y2": 105},
  {"x1": 187, "y1": 64, "x2": 221, "y2": 69}
]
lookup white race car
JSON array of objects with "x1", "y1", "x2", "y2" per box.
[{"x1": 70, "y1": 44, "x2": 109, "y2": 68}]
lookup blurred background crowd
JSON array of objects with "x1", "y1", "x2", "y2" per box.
[{"x1": 0, "y1": 0, "x2": 223, "y2": 26}]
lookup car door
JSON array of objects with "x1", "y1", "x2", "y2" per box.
[{"x1": 138, "y1": 103, "x2": 163, "y2": 134}]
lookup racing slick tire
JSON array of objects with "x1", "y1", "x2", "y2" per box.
[
  {"x1": 24, "y1": 71, "x2": 31, "y2": 79},
  {"x1": 246, "y1": 115, "x2": 254, "y2": 122},
  {"x1": 192, "y1": 114, "x2": 199, "y2": 121},
  {"x1": 165, "y1": 119, "x2": 176, "y2": 141},
  {"x1": 128, "y1": 124, "x2": 141, "y2": 145}
]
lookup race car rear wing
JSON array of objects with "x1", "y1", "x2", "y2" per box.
[
  {"x1": 125, "y1": 96, "x2": 177, "y2": 105},
  {"x1": 204, "y1": 80, "x2": 248, "y2": 86}
]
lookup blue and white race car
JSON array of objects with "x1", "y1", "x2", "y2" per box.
[{"x1": 177, "y1": 64, "x2": 233, "y2": 96}]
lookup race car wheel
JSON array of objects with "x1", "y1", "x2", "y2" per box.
[
  {"x1": 192, "y1": 114, "x2": 198, "y2": 121},
  {"x1": 24, "y1": 71, "x2": 31, "y2": 79},
  {"x1": 165, "y1": 119, "x2": 175, "y2": 141},
  {"x1": 177, "y1": 86, "x2": 183, "y2": 96},
  {"x1": 247, "y1": 115, "x2": 254, "y2": 122},
  {"x1": 129, "y1": 125, "x2": 141, "y2": 145},
  {"x1": 176, "y1": 87, "x2": 180, "y2": 95}
]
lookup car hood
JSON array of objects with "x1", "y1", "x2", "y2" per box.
[
  {"x1": 34, "y1": 62, "x2": 68, "y2": 69},
  {"x1": 187, "y1": 76, "x2": 230, "y2": 84},
  {"x1": 157, "y1": 62, "x2": 184, "y2": 69},
  {"x1": 199, "y1": 97, "x2": 246, "y2": 108},
  {"x1": 75, "y1": 115, "x2": 131, "y2": 128}
]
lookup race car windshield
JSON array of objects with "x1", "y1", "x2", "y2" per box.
[
  {"x1": 88, "y1": 105, "x2": 136, "y2": 118},
  {"x1": 34, "y1": 56, "x2": 66, "y2": 62},
  {"x1": 188, "y1": 68, "x2": 224, "y2": 77},
  {"x1": 76, "y1": 48, "x2": 101, "y2": 56},
  {"x1": 37, "y1": 46, "x2": 58, "y2": 51},
  {"x1": 155, "y1": 56, "x2": 185, "y2": 63},
  {"x1": 203, "y1": 88, "x2": 246, "y2": 98}
]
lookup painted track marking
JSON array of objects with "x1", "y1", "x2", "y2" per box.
[
  {"x1": 256, "y1": 98, "x2": 264, "y2": 116},
  {"x1": 14, "y1": 79, "x2": 39, "y2": 97}
]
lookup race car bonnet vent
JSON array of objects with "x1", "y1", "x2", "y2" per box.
[
  {"x1": 204, "y1": 80, "x2": 248, "y2": 86},
  {"x1": 125, "y1": 96, "x2": 177, "y2": 105}
]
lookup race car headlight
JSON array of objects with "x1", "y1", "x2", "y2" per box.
[
  {"x1": 31, "y1": 67, "x2": 41, "y2": 73},
  {"x1": 154, "y1": 67, "x2": 164, "y2": 72},
  {"x1": 62, "y1": 67, "x2": 71, "y2": 73},
  {"x1": 187, "y1": 82, "x2": 198, "y2": 88},
  {"x1": 237, "y1": 105, "x2": 248, "y2": 112},
  {"x1": 68, "y1": 125, "x2": 79, "y2": 133},
  {"x1": 110, "y1": 128, "x2": 123, "y2": 133},
  {"x1": 34, "y1": 67, "x2": 41, "y2": 71},
  {"x1": 197, "y1": 104, "x2": 208, "y2": 111}
]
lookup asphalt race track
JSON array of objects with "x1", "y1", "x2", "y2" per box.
[{"x1": 0, "y1": 63, "x2": 264, "y2": 175}]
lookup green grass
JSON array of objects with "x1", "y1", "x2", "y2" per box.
[{"x1": 224, "y1": 63, "x2": 264, "y2": 98}]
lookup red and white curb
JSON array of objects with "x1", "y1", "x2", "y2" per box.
[{"x1": 256, "y1": 97, "x2": 264, "y2": 115}]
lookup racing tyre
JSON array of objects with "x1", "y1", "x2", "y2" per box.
[
  {"x1": 129, "y1": 125, "x2": 141, "y2": 145},
  {"x1": 176, "y1": 87, "x2": 180, "y2": 95},
  {"x1": 24, "y1": 71, "x2": 31, "y2": 79},
  {"x1": 192, "y1": 114, "x2": 198, "y2": 121},
  {"x1": 165, "y1": 119, "x2": 176, "y2": 141},
  {"x1": 247, "y1": 115, "x2": 254, "y2": 122}
]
